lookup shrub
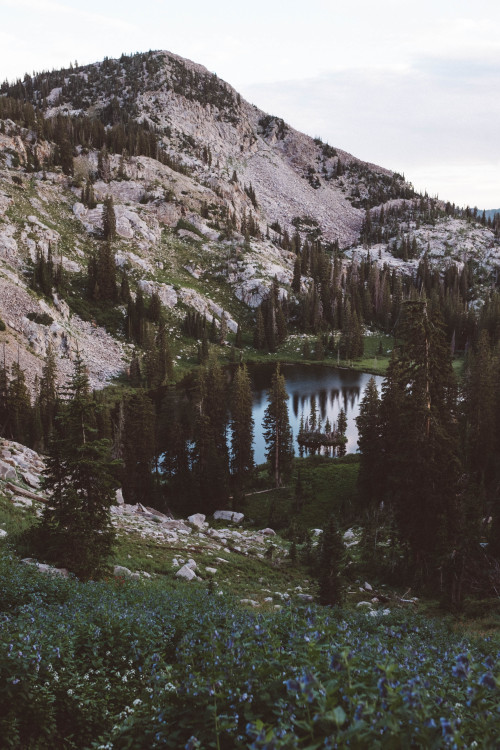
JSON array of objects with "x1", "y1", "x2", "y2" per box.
[{"x1": 26, "y1": 311, "x2": 54, "y2": 326}]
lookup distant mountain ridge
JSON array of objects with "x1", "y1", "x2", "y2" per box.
[{"x1": 1, "y1": 49, "x2": 416, "y2": 248}]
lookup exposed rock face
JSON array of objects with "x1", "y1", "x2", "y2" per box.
[{"x1": 1, "y1": 48, "x2": 498, "y2": 399}]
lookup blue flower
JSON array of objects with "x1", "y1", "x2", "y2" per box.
[
  {"x1": 439, "y1": 718, "x2": 453, "y2": 738},
  {"x1": 478, "y1": 672, "x2": 496, "y2": 690}
]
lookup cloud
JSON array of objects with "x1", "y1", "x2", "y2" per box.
[
  {"x1": 242, "y1": 56, "x2": 500, "y2": 207},
  {"x1": 0, "y1": 0, "x2": 136, "y2": 32}
]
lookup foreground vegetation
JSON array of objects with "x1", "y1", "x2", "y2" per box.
[{"x1": 1, "y1": 549, "x2": 500, "y2": 750}]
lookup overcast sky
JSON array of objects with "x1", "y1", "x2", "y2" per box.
[{"x1": 1, "y1": 0, "x2": 499, "y2": 209}]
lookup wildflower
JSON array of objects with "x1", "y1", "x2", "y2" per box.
[
  {"x1": 439, "y1": 718, "x2": 453, "y2": 738},
  {"x1": 452, "y1": 653, "x2": 469, "y2": 679},
  {"x1": 478, "y1": 672, "x2": 496, "y2": 690}
]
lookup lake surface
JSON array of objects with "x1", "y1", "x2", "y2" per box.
[{"x1": 249, "y1": 363, "x2": 384, "y2": 465}]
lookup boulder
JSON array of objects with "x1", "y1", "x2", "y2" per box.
[
  {"x1": 176, "y1": 564, "x2": 197, "y2": 581},
  {"x1": 187, "y1": 513, "x2": 206, "y2": 528},
  {"x1": 205, "y1": 567, "x2": 217, "y2": 575},
  {"x1": 0, "y1": 460, "x2": 17, "y2": 481},
  {"x1": 259, "y1": 528, "x2": 276, "y2": 536},
  {"x1": 213, "y1": 510, "x2": 244, "y2": 524},
  {"x1": 0, "y1": 529, "x2": 7, "y2": 538},
  {"x1": 12, "y1": 495, "x2": 32, "y2": 507},
  {"x1": 186, "y1": 559, "x2": 197, "y2": 570},
  {"x1": 21, "y1": 471, "x2": 40, "y2": 488},
  {"x1": 115, "y1": 488, "x2": 124, "y2": 505},
  {"x1": 297, "y1": 593, "x2": 314, "y2": 603},
  {"x1": 21, "y1": 559, "x2": 69, "y2": 577},
  {"x1": 364, "y1": 582, "x2": 373, "y2": 591},
  {"x1": 113, "y1": 565, "x2": 134, "y2": 578},
  {"x1": 240, "y1": 599, "x2": 260, "y2": 607},
  {"x1": 356, "y1": 601, "x2": 373, "y2": 608}
]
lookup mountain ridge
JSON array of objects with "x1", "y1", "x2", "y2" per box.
[{"x1": 0, "y1": 49, "x2": 499, "y2": 395}]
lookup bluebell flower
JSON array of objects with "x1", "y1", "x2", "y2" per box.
[
  {"x1": 440, "y1": 718, "x2": 453, "y2": 737},
  {"x1": 478, "y1": 672, "x2": 496, "y2": 689}
]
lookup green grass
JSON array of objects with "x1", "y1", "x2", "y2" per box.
[
  {"x1": 243, "y1": 333, "x2": 394, "y2": 375},
  {"x1": 244, "y1": 456, "x2": 360, "y2": 532}
]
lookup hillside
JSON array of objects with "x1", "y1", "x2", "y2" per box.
[{"x1": 1, "y1": 49, "x2": 499, "y2": 390}]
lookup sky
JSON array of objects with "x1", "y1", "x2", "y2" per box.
[{"x1": 1, "y1": 0, "x2": 499, "y2": 209}]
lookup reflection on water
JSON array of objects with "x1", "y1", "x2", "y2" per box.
[{"x1": 249, "y1": 363, "x2": 383, "y2": 465}]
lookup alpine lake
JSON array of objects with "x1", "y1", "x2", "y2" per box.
[{"x1": 246, "y1": 363, "x2": 384, "y2": 465}]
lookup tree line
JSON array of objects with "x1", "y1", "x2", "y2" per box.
[{"x1": 355, "y1": 300, "x2": 500, "y2": 605}]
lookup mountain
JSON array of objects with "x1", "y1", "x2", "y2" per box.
[
  {"x1": 483, "y1": 208, "x2": 500, "y2": 220},
  {"x1": 0, "y1": 49, "x2": 499, "y2": 392}
]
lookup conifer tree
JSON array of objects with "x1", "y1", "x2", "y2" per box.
[
  {"x1": 336, "y1": 408, "x2": 347, "y2": 457},
  {"x1": 235, "y1": 323, "x2": 243, "y2": 348},
  {"x1": 253, "y1": 307, "x2": 266, "y2": 350},
  {"x1": 230, "y1": 364, "x2": 254, "y2": 498},
  {"x1": 356, "y1": 376, "x2": 381, "y2": 506},
  {"x1": 8, "y1": 361, "x2": 31, "y2": 445},
  {"x1": 0, "y1": 348, "x2": 9, "y2": 437},
  {"x1": 318, "y1": 515, "x2": 345, "y2": 606},
  {"x1": 96, "y1": 242, "x2": 117, "y2": 302},
  {"x1": 102, "y1": 195, "x2": 116, "y2": 241},
  {"x1": 123, "y1": 390, "x2": 156, "y2": 505},
  {"x1": 263, "y1": 364, "x2": 293, "y2": 487},
  {"x1": 37, "y1": 344, "x2": 58, "y2": 449},
  {"x1": 380, "y1": 301, "x2": 462, "y2": 581},
  {"x1": 193, "y1": 357, "x2": 230, "y2": 511},
  {"x1": 40, "y1": 352, "x2": 118, "y2": 578}
]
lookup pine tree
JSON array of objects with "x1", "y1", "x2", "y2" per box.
[
  {"x1": 318, "y1": 515, "x2": 345, "y2": 606},
  {"x1": 102, "y1": 195, "x2": 116, "y2": 241},
  {"x1": 230, "y1": 364, "x2": 254, "y2": 498},
  {"x1": 193, "y1": 357, "x2": 230, "y2": 511},
  {"x1": 37, "y1": 344, "x2": 58, "y2": 449},
  {"x1": 8, "y1": 361, "x2": 31, "y2": 445},
  {"x1": 253, "y1": 308, "x2": 266, "y2": 350},
  {"x1": 123, "y1": 390, "x2": 156, "y2": 505},
  {"x1": 96, "y1": 242, "x2": 117, "y2": 302},
  {"x1": 40, "y1": 352, "x2": 119, "y2": 578},
  {"x1": 381, "y1": 301, "x2": 462, "y2": 581},
  {"x1": 0, "y1": 357, "x2": 8, "y2": 437},
  {"x1": 263, "y1": 364, "x2": 293, "y2": 487},
  {"x1": 336, "y1": 408, "x2": 347, "y2": 457},
  {"x1": 356, "y1": 377, "x2": 381, "y2": 506},
  {"x1": 235, "y1": 323, "x2": 243, "y2": 348}
]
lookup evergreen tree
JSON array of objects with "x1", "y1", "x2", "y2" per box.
[
  {"x1": 102, "y1": 195, "x2": 116, "y2": 241},
  {"x1": 356, "y1": 377, "x2": 381, "y2": 506},
  {"x1": 123, "y1": 390, "x2": 156, "y2": 505},
  {"x1": 263, "y1": 364, "x2": 293, "y2": 487},
  {"x1": 0, "y1": 357, "x2": 8, "y2": 436},
  {"x1": 193, "y1": 357, "x2": 230, "y2": 511},
  {"x1": 381, "y1": 301, "x2": 462, "y2": 582},
  {"x1": 40, "y1": 352, "x2": 118, "y2": 578},
  {"x1": 8, "y1": 361, "x2": 31, "y2": 445},
  {"x1": 318, "y1": 515, "x2": 345, "y2": 606},
  {"x1": 235, "y1": 323, "x2": 243, "y2": 348},
  {"x1": 37, "y1": 344, "x2": 58, "y2": 449},
  {"x1": 96, "y1": 242, "x2": 117, "y2": 302},
  {"x1": 230, "y1": 364, "x2": 254, "y2": 498},
  {"x1": 253, "y1": 307, "x2": 266, "y2": 350},
  {"x1": 336, "y1": 408, "x2": 347, "y2": 457}
]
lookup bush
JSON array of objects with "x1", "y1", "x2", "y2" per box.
[{"x1": 26, "y1": 311, "x2": 53, "y2": 326}]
